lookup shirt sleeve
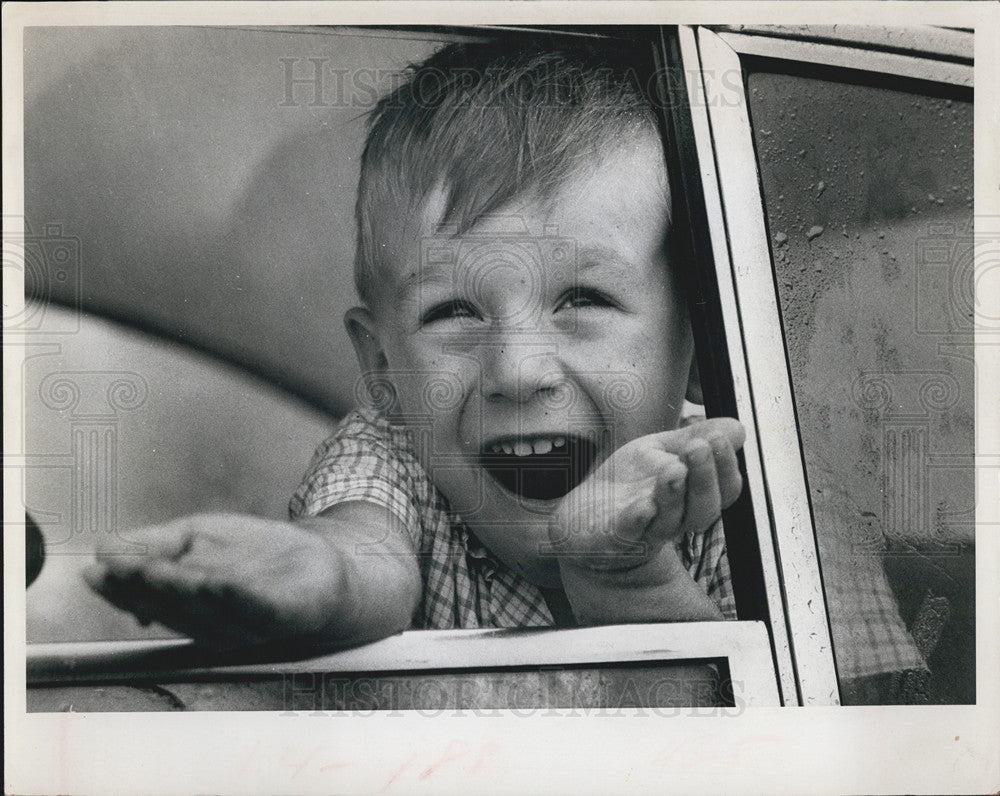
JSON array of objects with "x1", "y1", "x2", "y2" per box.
[
  {"x1": 683, "y1": 519, "x2": 738, "y2": 620},
  {"x1": 288, "y1": 412, "x2": 422, "y2": 550},
  {"x1": 675, "y1": 410, "x2": 738, "y2": 619}
]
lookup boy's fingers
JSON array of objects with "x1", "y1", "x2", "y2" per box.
[
  {"x1": 96, "y1": 523, "x2": 194, "y2": 568},
  {"x1": 708, "y1": 434, "x2": 743, "y2": 508},
  {"x1": 646, "y1": 457, "x2": 688, "y2": 547},
  {"x1": 99, "y1": 563, "x2": 267, "y2": 646},
  {"x1": 91, "y1": 552, "x2": 235, "y2": 623},
  {"x1": 679, "y1": 438, "x2": 722, "y2": 535},
  {"x1": 141, "y1": 558, "x2": 292, "y2": 642},
  {"x1": 98, "y1": 523, "x2": 239, "y2": 583},
  {"x1": 82, "y1": 562, "x2": 109, "y2": 591},
  {"x1": 85, "y1": 568, "x2": 170, "y2": 628},
  {"x1": 141, "y1": 559, "x2": 259, "y2": 620},
  {"x1": 609, "y1": 481, "x2": 658, "y2": 544},
  {"x1": 648, "y1": 417, "x2": 746, "y2": 455},
  {"x1": 140, "y1": 557, "x2": 214, "y2": 596}
]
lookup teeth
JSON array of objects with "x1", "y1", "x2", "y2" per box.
[
  {"x1": 487, "y1": 436, "x2": 569, "y2": 456},
  {"x1": 532, "y1": 439, "x2": 552, "y2": 455}
]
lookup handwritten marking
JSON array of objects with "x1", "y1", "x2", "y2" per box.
[
  {"x1": 382, "y1": 751, "x2": 421, "y2": 791},
  {"x1": 280, "y1": 744, "x2": 320, "y2": 780},
  {"x1": 418, "y1": 740, "x2": 468, "y2": 780}
]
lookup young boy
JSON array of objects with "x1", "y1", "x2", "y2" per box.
[{"x1": 84, "y1": 41, "x2": 746, "y2": 649}]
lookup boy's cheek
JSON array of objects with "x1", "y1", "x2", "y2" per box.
[
  {"x1": 424, "y1": 466, "x2": 484, "y2": 514},
  {"x1": 385, "y1": 357, "x2": 482, "y2": 411}
]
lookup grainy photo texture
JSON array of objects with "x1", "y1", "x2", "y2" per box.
[{"x1": 16, "y1": 24, "x2": 977, "y2": 720}]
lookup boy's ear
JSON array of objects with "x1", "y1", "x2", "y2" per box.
[
  {"x1": 346, "y1": 306, "x2": 399, "y2": 412},
  {"x1": 345, "y1": 306, "x2": 388, "y2": 374},
  {"x1": 685, "y1": 352, "x2": 704, "y2": 405}
]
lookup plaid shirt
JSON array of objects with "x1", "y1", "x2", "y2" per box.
[
  {"x1": 809, "y1": 475, "x2": 928, "y2": 681},
  {"x1": 822, "y1": 550, "x2": 927, "y2": 680},
  {"x1": 290, "y1": 408, "x2": 737, "y2": 630}
]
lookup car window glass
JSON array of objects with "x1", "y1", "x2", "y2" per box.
[{"x1": 746, "y1": 67, "x2": 974, "y2": 704}]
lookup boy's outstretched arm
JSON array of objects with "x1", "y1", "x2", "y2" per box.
[
  {"x1": 548, "y1": 418, "x2": 745, "y2": 625},
  {"x1": 83, "y1": 502, "x2": 421, "y2": 649}
]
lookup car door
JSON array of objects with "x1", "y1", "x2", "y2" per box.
[{"x1": 679, "y1": 24, "x2": 975, "y2": 705}]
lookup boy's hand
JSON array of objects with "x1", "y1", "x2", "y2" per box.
[
  {"x1": 548, "y1": 418, "x2": 745, "y2": 623},
  {"x1": 83, "y1": 513, "x2": 349, "y2": 648},
  {"x1": 549, "y1": 417, "x2": 745, "y2": 569}
]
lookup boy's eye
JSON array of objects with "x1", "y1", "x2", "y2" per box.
[
  {"x1": 555, "y1": 288, "x2": 616, "y2": 311},
  {"x1": 420, "y1": 299, "x2": 479, "y2": 326}
]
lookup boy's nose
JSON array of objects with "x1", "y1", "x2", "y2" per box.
[{"x1": 480, "y1": 338, "x2": 560, "y2": 405}]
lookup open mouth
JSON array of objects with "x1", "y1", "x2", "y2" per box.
[{"x1": 479, "y1": 434, "x2": 598, "y2": 502}]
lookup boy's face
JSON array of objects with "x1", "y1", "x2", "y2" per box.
[{"x1": 352, "y1": 130, "x2": 694, "y2": 587}]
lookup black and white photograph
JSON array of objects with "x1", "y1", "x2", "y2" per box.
[{"x1": 5, "y1": 3, "x2": 999, "y2": 794}]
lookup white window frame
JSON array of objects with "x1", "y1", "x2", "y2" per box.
[
  {"x1": 681, "y1": 23, "x2": 973, "y2": 705},
  {"x1": 28, "y1": 622, "x2": 781, "y2": 708}
]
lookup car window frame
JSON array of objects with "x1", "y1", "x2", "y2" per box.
[
  {"x1": 27, "y1": 622, "x2": 782, "y2": 710},
  {"x1": 681, "y1": 23, "x2": 973, "y2": 705}
]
